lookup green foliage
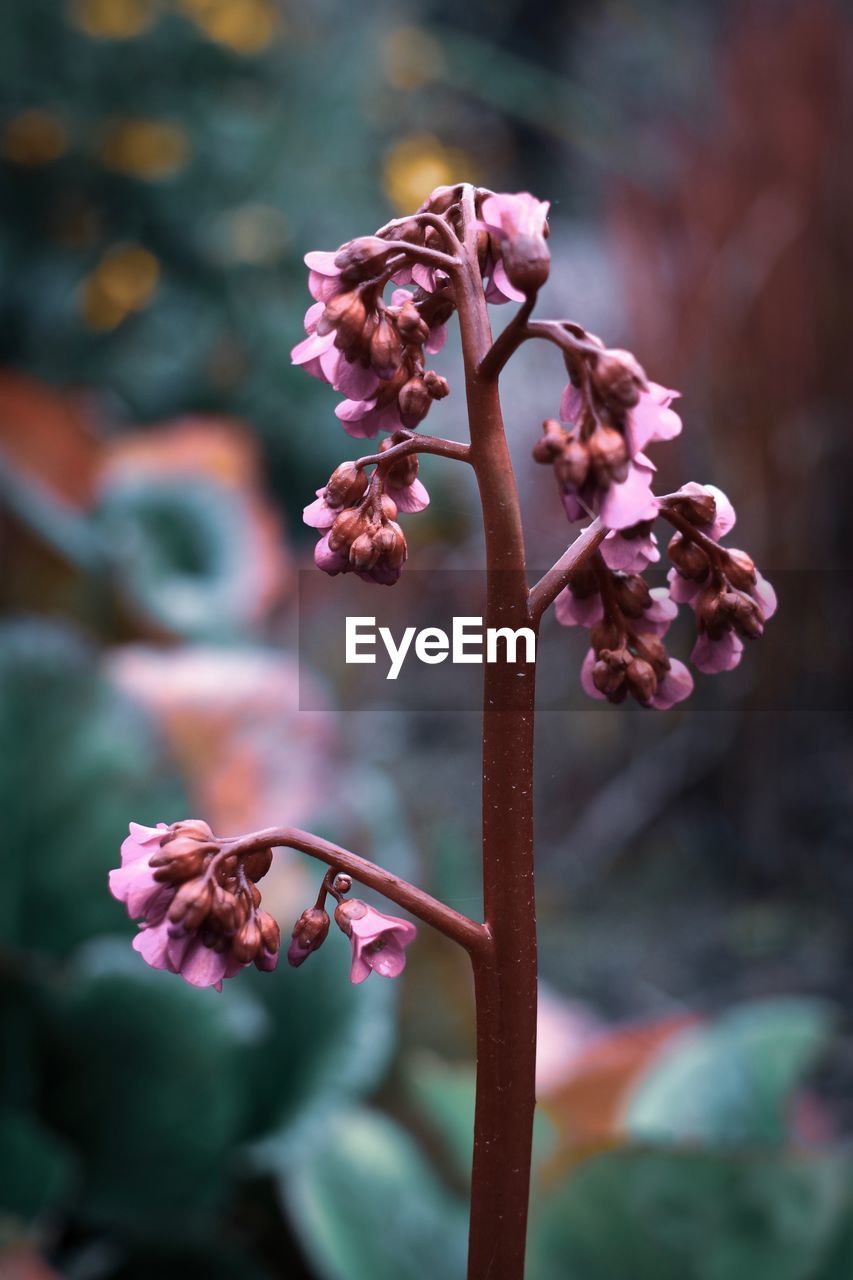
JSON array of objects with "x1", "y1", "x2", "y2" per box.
[
  {"x1": 0, "y1": 1106, "x2": 74, "y2": 1223},
  {"x1": 529, "y1": 1147, "x2": 848, "y2": 1280},
  {"x1": 277, "y1": 1106, "x2": 468, "y2": 1280},
  {"x1": 624, "y1": 998, "x2": 835, "y2": 1147}
]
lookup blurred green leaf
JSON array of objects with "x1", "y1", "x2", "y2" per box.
[
  {"x1": 624, "y1": 998, "x2": 835, "y2": 1147},
  {"x1": 0, "y1": 620, "x2": 187, "y2": 955},
  {"x1": 529, "y1": 1146, "x2": 847, "y2": 1280},
  {"x1": 0, "y1": 1107, "x2": 74, "y2": 1222},
  {"x1": 277, "y1": 1106, "x2": 468, "y2": 1280},
  {"x1": 40, "y1": 955, "x2": 250, "y2": 1227}
]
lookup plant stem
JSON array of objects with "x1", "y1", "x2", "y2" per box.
[{"x1": 456, "y1": 186, "x2": 539, "y2": 1280}]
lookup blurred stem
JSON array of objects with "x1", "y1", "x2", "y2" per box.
[{"x1": 456, "y1": 184, "x2": 538, "y2": 1280}]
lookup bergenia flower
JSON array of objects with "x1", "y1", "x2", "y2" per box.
[
  {"x1": 109, "y1": 820, "x2": 280, "y2": 991},
  {"x1": 600, "y1": 521, "x2": 660, "y2": 573},
  {"x1": 580, "y1": 648, "x2": 694, "y2": 711},
  {"x1": 334, "y1": 900, "x2": 417, "y2": 984},
  {"x1": 479, "y1": 191, "x2": 551, "y2": 295}
]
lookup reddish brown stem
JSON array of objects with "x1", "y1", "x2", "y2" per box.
[
  {"x1": 226, "y1": 826, "x2": 489, "y2": 959},
  {"x1": 354, "y1": 433, "x2": 471, "y2": 470},
  {"x1": 456, "y1": 184, "x2": 538, "y2": 1280}
]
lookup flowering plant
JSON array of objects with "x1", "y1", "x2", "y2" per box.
[{"x1": 110, "y1": 183, "x2": 774, "y2": 1279}]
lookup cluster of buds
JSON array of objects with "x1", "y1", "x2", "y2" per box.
[
  {"x1": 287, "y1": 872, "x2": 417, "y2": 985},
  {"x1": 292, "y1": 229, "x2": 453, "y2": 439},
  {"x1": 533, "y1": 345, "x2": 681, "y2": 531},
  {"x1": 557, "y1": 561, "x2": 693, "y2": 711},
  {"x1": 304, "y1": 432, "x2": 431, "y2": 586},
  {"x1": 663, "y1": 483, "x2": 777, "y2": 673},
  {"x1": 109, "y1": 821, "x2": 279, "y2": 990}
]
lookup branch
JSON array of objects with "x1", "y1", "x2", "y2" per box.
[
  {"x1": 225, "y1": 825, "x2": 491, "y2": 959},
  {"x1": 377, "y1": 210, "x2": 463, "y2": 255},
  {"x1": 355, "y1": 432, "x2": 471, "y2": 470},
  {"x1": 480, "y1": 316, "x2": 603, "y2": 380},
  {"x1": 527, "y1": 518, "x2": 608, "y2": 622}
]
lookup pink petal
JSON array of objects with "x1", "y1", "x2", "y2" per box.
[
  {"x1": 650, "y1": 659, "x2": 694, "y2": 710},
  {"x1": 752, "y1": 572, "x2": 777, "y2": 620},
  {"x1": 692, "y1": 630, "x2": 744, "y2": 674},
  {"x1": 599, "y1": 464, "x2": 658, "y2": 530},
  {"x1": 411, "y1": 263, "x2": 435, "y2": 292},
  {"x1": 178, "y1": 939, "x2": 229, "y2": 989},
  {"x1": 426, "y1": 322, "x2": 447, "y2": 355},
  {"x1": 366, "y1": 939, "x2": 407, "y2": 979},
  {"x1": 333, "y1": 357, "x2": 379, "y2": 401},
  {"x1": 304, "y1": 250, "x2": 340, "y2": 275},
  {"x1": 560, "y1": 383, "x2": 584, "y2": 424},
  {"x1": 132, "y1": 921, "x2": 172, "y2": 971},
  {"x1": 554, "y1": 589, "x2": 603, "y2": 629},
  {"x1": 388, "y1": 477, "x2": 429, "y2": 513},
  {"x1": 489, "y1": 258, "x2": 525, "y2": 303},
  {"x1": 580, "y1": 648, "x2": 606, "y2": 702},
  {"x1": 303, "y1": 493, "x2": 337, "y2": 529},
  {"x1": 667, "y1": 566, "x2": 705, "y2": 606},
  {"x1": 314, "y1": 532, "x2": 348, "y2": 574},
  {"x1": 643, "y1": 587, "x2": 679, "y2": 636},
  {"x1": 600, "y1": 530, "x2": 659, "y2": 573}
]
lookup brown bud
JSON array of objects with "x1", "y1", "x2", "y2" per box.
[
  {"x1": 724, "y1": 548, "x2": 757, "y2": 592},
  {"x1": 243, "y1": 847, "x2": 273, "y2": 882},
  {"x1": 375, "y1": 522, "x2": 407, "y2": 568},
  {"x1": 592, "y1": 350, "x2": 646, "y2": 410},
  {"x1": 168, "y1": 877, "x2": 214, "y2": 930},
  {"x1": 398, "y1": 376, "x2": 431, "y2": 422},
  {"x1": 669, "y1": 491, "x2": 717, "y2": 527},
  {"x1": 334, "y1": 236, "x2": 392, "y2": 272},
  {"x1": 626, "y1": 657, "x2": 658, "y2": 704},
  {"x1": 382, "y1": 447, "x2": 419, "y2": 489},
  {"x1": 668, "y1": 533, "x2": 710, "y2": 580},
  {"x1": 636, "y1": 632, "x2": 669, "y2": 673},
  {"x1": 328, "y1": 507, "x2": 367, "y2": 552},
  {"x1": 568, "y1": 566, "x2": 598, "y2": 599},
  {"x1": 612, "y1": 572, "x2": 652, "y2": 619},
  {"x1": 232, "y1": 915, "x2": 262, "y2": 964},
  {"x1": 696, "y1": 587, "x2": 730, "y2": 640},
  {"x1": 326, "y1": 461, "x2": 368, "y2": 509},
  {"x1": 209, "y1": 884, "x2": 242, "y2": 934},
  {"x1": 592, "y1": 658, "x2": 626, "y2": 699},
  {"x1": 256, "y1": 909, "x2": 281, "y2": 955},
  {"x1": 730, "y1": 592, "x2": 764, "y2": 640},
  {"x1": 588, "y1": 424, "x2": 629, "y2": 485},
  {"x1": 532, "y1": 419, "x2": 566, "y2": 465},
  {"x1": 349, "y1": 530, "x2": 380, "y2": 571},
  {"x1": 423, "y1": 370, "x2": 449, "y2": 400},
  {"x1": 369, "y1": 314, "x2": 402, "y2": 377},
  {"x1": 556, "y1": 437, "x2": 591, "y2": 489},
  {"x1": 589, "y1": 618, "x2": 622, "y2": 652},
  {"x1": 317, "y1": 290, "x2": 367, "y2": 345},
  {"x1": 396, "y1": 301, "x2": 430, "y2": 345},
  {"x1": 334, "y1": 898, "x2": 368, "y2": 935},
  {"x1": 171, "y1": 819, "x2": 214, "y2": 842},
  {"x1": 501, "y1": 234, "x2": 550, "y2": 294},
  {"x1": 150, "y1": 846, "x2": 207, "y2": 883},
  {"x1": 422, "y1": 185, "x2": 459, "y2": 214},
  {"x1": 287, "y1": 906, "x2": 330, "y2": 967},
  {"x1": 377, "y1": 492, "x2": 398, "y2": 521}
]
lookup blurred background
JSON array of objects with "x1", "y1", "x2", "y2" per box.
[{"x1": 1, "y1": 0, "x2": 852, "y2": 1276}]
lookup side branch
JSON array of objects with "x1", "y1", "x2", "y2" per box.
[
  {"x1": 380, "y1": 239, "x2": 460, "y2": 275},
  {"x1": 355, "y1": 432, "x2": 472, "y2": 470},
  {"x1": 528, "y1": 517, "x2": 608, "y2": 622},
  {"x1": 480, "y1": 315, "x2": 603, "y2": 380},
  {"x1": 226, "y1": 826, "x2": 490, "y2": 958}
]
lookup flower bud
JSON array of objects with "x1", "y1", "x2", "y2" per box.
[
  {"x1": 501, "y1": 234, "x2": 551, "y2": 294},
  {"x1": 696, "y1": 587, "x2": 730, "y2": 639},
  {"x1": 334, "y1": 236, "x2": 392, "y2": 272},
  {"x1": 724, "y1": 548, "x2": 757, "y2": 591},
  {"x1": 150, "y1": 845, "x2": 208, "y2": 883},
  {"x1": 589, "y1": 618, "x2": 622, "y2": 652},
  {"x1": 369, "y1": 314, "x2": 402, "y2": 377},
  {"x1": 422, "y1": 184, "x2": 459, "y2": 214},
  {"x1": 287, "y1": 907, "x2": 331, "y2": 968},
  {"x1": 171, "y1": 819, "x2": 214, "y2": 842},
  {"x1": 588, "y1": 424, "x2": 629, "y2": 485},
  {"x1": 375, "y1": 522, "x2": 407, "y2": 568},
  {"x1": 636, "y1": 632, "x2": 669, "y2": 673},
  {"x1": 256, "y1": 909, "x2": 281, "y2": 955},
  {"x1": 626, "y1": 657, "x2": 658, "y2": 704},
  {"x1": 209, "y1": 884, "x2": 243, "y2": 934},
  {"x1": 396, "y1": 301, "x2": 430, "y2": 345},
  {"x1": 168, "y1": 877, "x2": 214, "y2": 931},
  {"x1": 349, "y1": 530, "x2": 380, "y2": 570},
  {"x1": 568, "y1": 566, "x2": 598, "y2": 599},
  {"x1": 612, "y1": 572, "x2": 652, "y2": 619},
  {"x1": 532, "y1": 418, "x2": 565, "y2": 465},
  {"x1": 326, "y1": 461, "x2": 368, "y2": 509},
  {"x1": 334, "y1": 898, "x2": 368, "y2": 935},
  {"x1": 556, "y1": 436, "x2": 591, "y2": 489},
  {"x1": 318, "y1": 290, "x2": 367, "y2": 345},
  {"x1": 423, "y1": 370, "x2": 450, "y2": 400},
  {"x1": 669, "y1": 491, "x2": 717, "y2": 527},
  {"x1": 231, "y1": 915, "x2": 261, "y2": 965},
  {"x1": 592, "y1": 350, "x2": 646, "y2": 409},
  {"x1": 592, "y1": 657, "x2": 626, "y2": 699},
  {"x1": 328, "y1": 507, "x2": 367, "y2": 552},
  {"x1": 668, "y1": 533, "x2": 710, "y2": 580},
  {"x1": 380, "y1": 439, "x2": 419, "y2": 488},
  {"x1": 730, "y1": 592, "x2": 764, "y2": 639},
  {"x1": 398, "y1": 376, "x2": 431, "y2": 423},
  {"x1": 243, "y1": 847, "x2": 273, "y2": 882}
]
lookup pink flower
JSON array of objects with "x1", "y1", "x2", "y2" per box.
[
  {"x1": 580, "y1": 648, "x2": 693, "y2": 711},
  {"x1": 601, "y1": 525, "x2": 660, "y2": 573},
  {"x1": 625, "y1": 383, "x2": 683, "y2": 454},
  {"x1": 598, "y1": 456, "x2": 658, "y2": 530},
  {"x1": 291, "y1": 303, "x2": 379, "y2": 400},
  {"x1": 335, "y1": 395, "x2": 405, "y2": 439},
  {"x1": 479, "y1": 191, "x2": 551, "y2": 296},
  {"x1": 384, "y1": 474, "x2": 429, "y2": 513},
  {"x1": 110, "y1": 820, "x2": 280, "y2": 991},
  {"x1": 335, "y1": 900, "x2": 417, "y2": 984}
]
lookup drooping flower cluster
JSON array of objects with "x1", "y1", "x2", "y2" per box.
[
  {"x1": 663, "y1": 483, "x2": 777, "y2": 674},
  {"x1": 533, "y1": 348, "x2": 682, "y2": 532},
  {"x1": 556, "y1": 482, "x2": 776, "y2": 708},
  {"x1": 109, "y1": 821, "x2": 280, "y2": 990},
  {"x1": 477, "y1": 191, "x2": 550, "y2": 300}
]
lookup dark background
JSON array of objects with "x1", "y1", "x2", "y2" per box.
[{"x1": 1, "y1": 2, "x2": 852, "y2": 1277}]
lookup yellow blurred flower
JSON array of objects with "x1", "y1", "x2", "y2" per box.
[
  {"x1": 218, "y1": 203, "x2": 289, "y2": 265},
  {"x1": 68, "y1": 0, "x2": 159, "y2": 38},
  {"x1": 382, "y1": 25, "x2": 444, "y2": 91},
  {"x1": 2, "y1": 110, "x2": 68, "y2": 166},
  {"x1": 79, "y1": 245, "x2": 160, "y2": 331},
  {"x1": 99, "y1": 118, "x2": 189, "y2": 179},
  {"x1": 383, "y1": 134, "x2": 473, "y2": 214},
  {"x1": 178, "y1": 0, "x2": 281, "y2": 54}
]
